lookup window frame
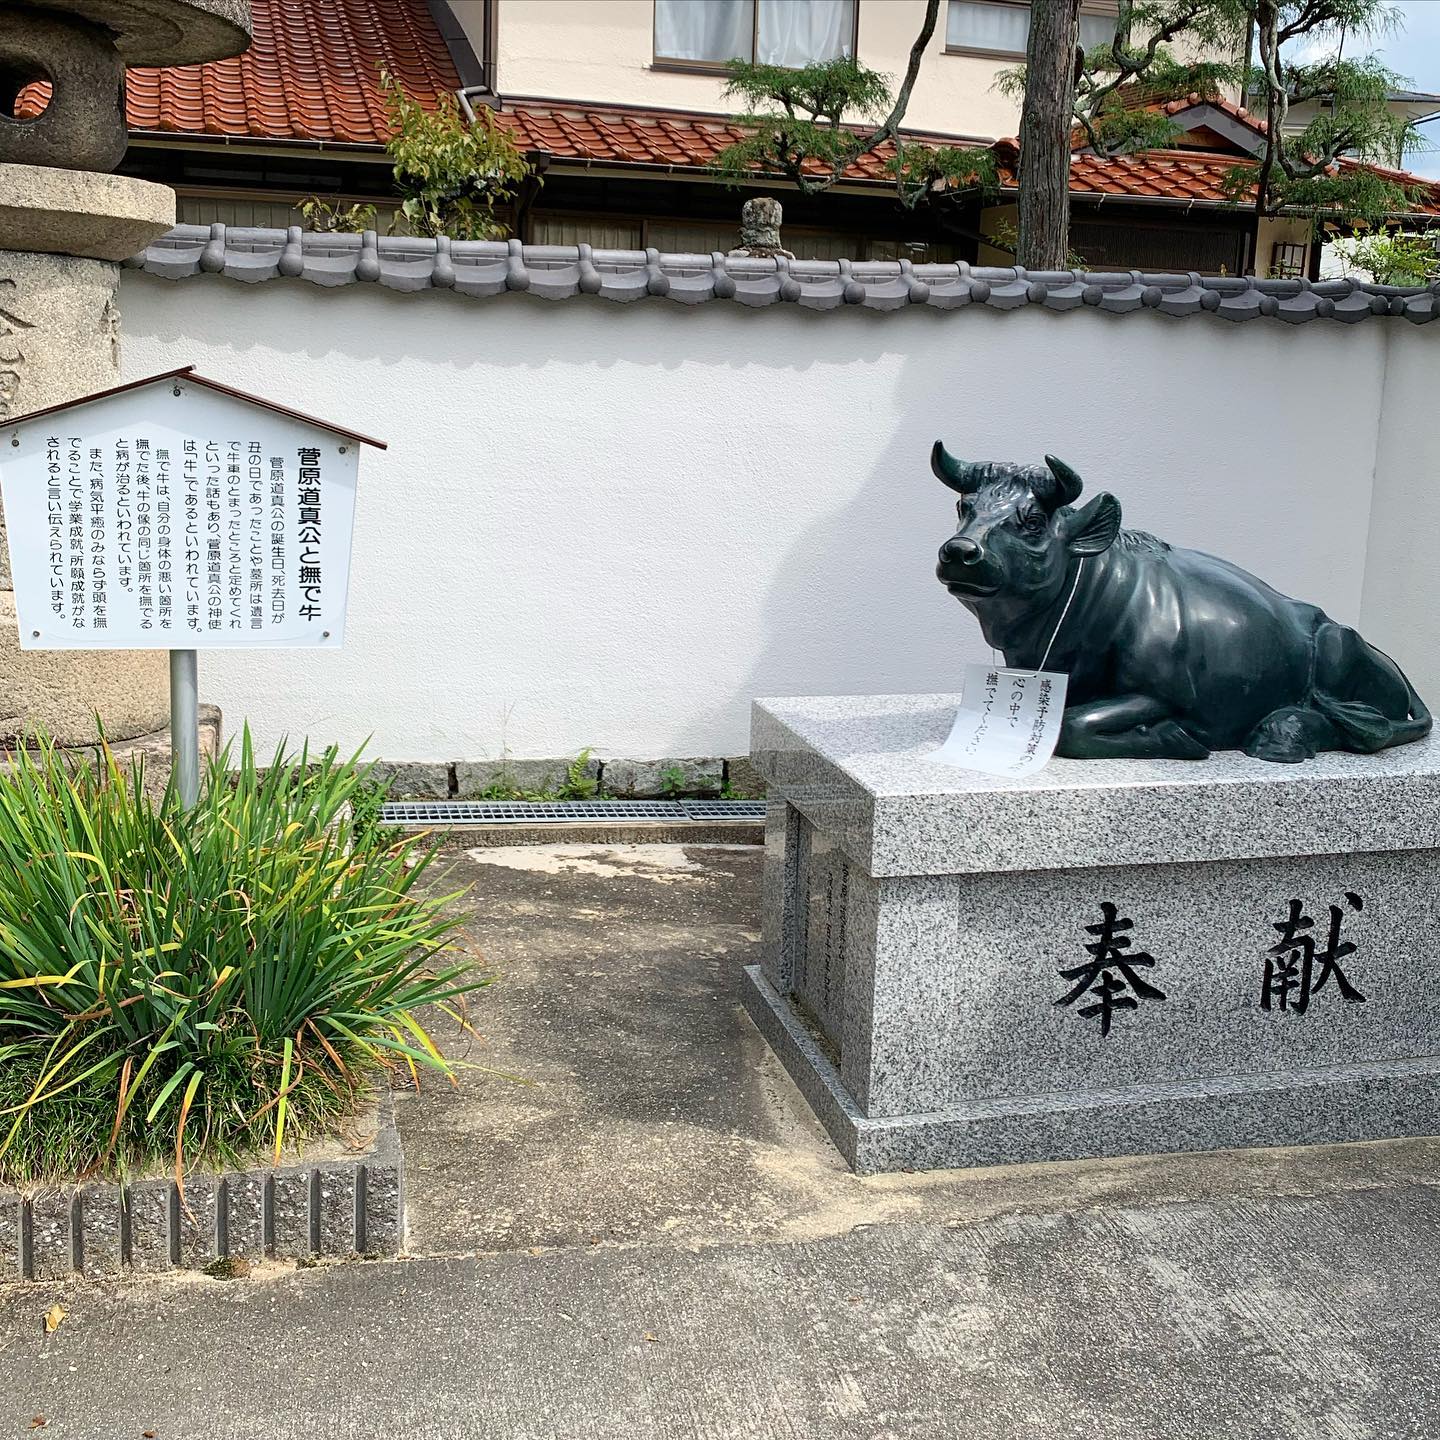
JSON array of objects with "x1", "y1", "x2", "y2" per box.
[
  {"x1": 1269, "y1": 240, "x2": 1309, "y2": 280},
  {"x1": 943, "y1": 0, "x2": 1120, "y2": 62},
  {"x1": 651, "y1": 0, "x2": 860, "y2": 75}
]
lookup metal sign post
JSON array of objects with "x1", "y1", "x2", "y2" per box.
[{"x1": 169, "y1": 648, "x2": 200, "y2": 807}]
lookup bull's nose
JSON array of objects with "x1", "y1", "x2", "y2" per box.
[{"x1": 941, "y1": 536, "x2": 983, "y2": 566}]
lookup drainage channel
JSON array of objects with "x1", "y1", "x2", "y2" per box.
[{"x1": 379, "y1": 798, "x2": 767, "y2": 827}]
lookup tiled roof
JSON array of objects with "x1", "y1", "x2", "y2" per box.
[
  {"x1": 1142, "y1": 91, "x2": 1268, "y2": 132},
  {"x1": 17, "y1": 0, "x2": 1436, "y2": 215},
  {"x1": 126, "y1": 225, "x2": 1440, "y2": 326},
  {"x1": 20, "y1": 0, "x2": 460, "y2": 145},
  {"x1": 493, "y1": 100, "x2": 929, "y2": 182}
]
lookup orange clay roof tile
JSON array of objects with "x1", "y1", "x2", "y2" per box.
[{"x1": 13, "y1": 0, "x2": 1436, "y2": 216}]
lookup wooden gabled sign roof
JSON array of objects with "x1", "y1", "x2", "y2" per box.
[{"x1": 2, "y1": 366, "x2": 388, "y2": 449}]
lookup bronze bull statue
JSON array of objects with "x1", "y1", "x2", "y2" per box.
[{"x1": 933, "y1": 443, "x2": 1431, "y2": 763}]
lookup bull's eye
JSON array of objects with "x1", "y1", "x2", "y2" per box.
[{"x1": 1016, "y1": 508, "x2": 1045, "y2": 537}]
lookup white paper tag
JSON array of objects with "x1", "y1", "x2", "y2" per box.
[{"x1": 931, "y1": 664, "x2": 1070, "y2": 777}]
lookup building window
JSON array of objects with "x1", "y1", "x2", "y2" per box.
[
  {"x1": 654, "y1": 0, "x2": 856, "y2": 69},
  {"x1": 946, "y1": 1, "x2": 1116, "y2": 58},
  {"x1": 1270, "y1": 241, "x2": 1308, "y2": 279}
]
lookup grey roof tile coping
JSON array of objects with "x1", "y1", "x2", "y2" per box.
[{"x1": 125, "y1": 223, "x2": 1440, "y2": 326}]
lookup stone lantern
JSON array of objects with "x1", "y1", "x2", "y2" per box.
[{"x1": 0, "y1": 0, "x2": 250, "y2": 743}]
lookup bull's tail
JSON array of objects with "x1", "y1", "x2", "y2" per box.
[{"x1": 1312, "y1": 678, "x2": 1432, "y2": 754}]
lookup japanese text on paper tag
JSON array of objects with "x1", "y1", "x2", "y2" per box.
[{"x1": 931, "y1": 664, "x2": 1069, "y2": 777}]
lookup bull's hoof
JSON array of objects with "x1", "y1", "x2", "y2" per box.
[
  {"x1": 1244, "y1": 708, "x2": 1319, "y2": 763},
  {"x1": 1145, "y1": 720, "x2": 1210, "y2": 760}
]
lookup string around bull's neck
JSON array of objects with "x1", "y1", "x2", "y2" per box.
[{"x1": 991, "y1": 557, "x2": 1086, "y2": 677}]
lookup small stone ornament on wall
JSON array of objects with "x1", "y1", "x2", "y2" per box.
[{"x1": 932, "y1": 443, "x2": 1432, "y2": 762}]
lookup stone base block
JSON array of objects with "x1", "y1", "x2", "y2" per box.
[
  {"x1": 0, "y1": 164, "x2": 176, "y2": 262},
  {"x1": 454, "y1": 756, "x2": 593, "y2": 798},
  {"x1": 602, "y1": 756, "x2": 722, "y2": 798},
  {"x1": 0, "y1": 703, "x2": 221, "y2": 799},
  {"x1": 744, "y1": 966, "x2": 1440, "y2": 1173},
  {"x1": 750, "y1": 694, "x2": 1440, "y2": 1174},
  {"x1": 0, "y1": 592, "x2": 169, "y2": 742},
  {"x1": 723, "y1": 755, "x2": 768, "y2": 799}
]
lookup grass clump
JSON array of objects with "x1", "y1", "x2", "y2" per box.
[
  {"x1": 0, "y1": 727, "x2": 478, "y2": 1187},
  {"x1": 474, "y1": 747, "x2": 599, "y2": 801}
]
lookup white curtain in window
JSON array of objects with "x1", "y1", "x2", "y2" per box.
[
  {"x1": 947, "y1": 3, "x2": 1119, "y2": 55},
  {"x1": 946, "y1": 0, "x2": 1030, "y2": 53},
  {"x1": 1078, "y1": 10, "x2": 1117, "y2": 51},
  {"x1": 756, "y1": 0, "x2": 855, "y2": 66},
  {"x1": 655, "y1": 0, "x2": 754, "y2": 62}
]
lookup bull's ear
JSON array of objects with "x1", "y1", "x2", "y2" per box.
[{"x1": 1063, "y1": 492, "x2": 1121, "y2": 557}]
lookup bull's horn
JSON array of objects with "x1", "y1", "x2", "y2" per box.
[
  {"x1": 931, "y1": 440, "x2": 982, "y2": 494},
  {"x1": 1044, "y1": 454, "x2": 1085, "y2": 506}
]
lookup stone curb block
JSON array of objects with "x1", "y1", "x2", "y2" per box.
[
  {"x1": 0, "y1": 1089, "x2": 403, "y2": 1281},
  {"x1": 370, "y1": 755, "x2": 764, "y2": 800}
]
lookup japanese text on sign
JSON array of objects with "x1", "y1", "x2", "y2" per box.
[
  {"x1": 3, "y1": 382, "x2": 360, "y2": 650},
  {"x1": 1054, "y1": 892, "x2": 1369, "y2": 1038}
]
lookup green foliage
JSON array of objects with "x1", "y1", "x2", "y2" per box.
[
  {"x1": 713, "y1": 57, "x2": 891, "y2": 195},
  {"x1": 723, "y1": 56, "x2": 893, "y2": 126},
  {"x1": 561, "y1": 749, "x2": 599, "y2": 801},
  {"x1": 0, "y1": 727, "x2": 479, "y2": 1185},
  {"x1": 381, "y1": 70, "x2": 532, "y2": 240},
  {"x1": 888, "y1": 143, "x2": 1003, "y2": 210},
  {"x1": 713, "y1": 53, "x2": 999, "y2": 208},
  {"x1": 1331, "y1": 227, "x2": 1440, "y2": 285},
  {"x1": 720, "y1": 777, "x2": 765, "y2": 801},
  {"x1": 983, "y1": 216, "x2": 1087, "y2": 270},
  {"x1": 1241, "y1": 3, "x2": 1422, "y2": 226},
  {"x1": 297, "y1": 196, "x2": 379, "y2": 235},
  {"x1": 1221, "y1": 156, "x2": 1423, "y2": 229},
  {"x1": 997, "y1": 0, "x2": 1248, "y2": 158},
  {"x1": 346, "y1": 774, "x2": 400, "y2": 848},
  {"x1": 1000, "y1": 0, "x2": 1425, "y2": 240},
  {"x1": 658, "y1": 765, "x2": 688, "y2": 799},
  {"x1": 474, "y1": 749, "x2": 598, "y2": 802}
]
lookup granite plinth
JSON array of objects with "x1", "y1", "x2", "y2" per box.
[{"x1": 746, "y1": 695, "x2": 1440, "y2": 1173}]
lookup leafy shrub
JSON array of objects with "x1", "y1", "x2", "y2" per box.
[
  {"x1": 381, "y1": 70, "x2": 532, "y2": 241},
  {"x1": 0, "y1": 728, "x2": 478, "y2": 1186},
  {"x1": 474, "y1": 749, "x2": 599, "y2": 802},
  {"x1": 298, "y1": 196, "x2": 380, "y2": 235},
  {"x1": 1331, "y1": 228, "x2": 1440, "y2": 287}
]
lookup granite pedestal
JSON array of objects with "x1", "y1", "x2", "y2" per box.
[{"x1": 745, "y1": 694, "x2": 1440, "y2": 1173}]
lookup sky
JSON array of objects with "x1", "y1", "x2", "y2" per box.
[
  {"x1": 1293, "y1": 0, "x2": 1440, "y2": 178},
  {"x1": 1375, "y1": 0, "x2": 1440, "y2": 176}
]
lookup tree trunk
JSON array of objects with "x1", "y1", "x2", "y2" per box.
[{"x1": 1017, "y1": 0, "x2": 1081, "y2": 270}]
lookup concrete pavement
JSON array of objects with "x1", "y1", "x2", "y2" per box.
[{"x1": 3, "y1": 840, "x2": 1439, "y2": 1438}]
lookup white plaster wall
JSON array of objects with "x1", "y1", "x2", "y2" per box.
[
  {"x1": 120, "y1": 271, "x2": 1390, "y2": 762},
  {"x1": 1362, "y1": 325, "x2": 1440, "y2": 708}
]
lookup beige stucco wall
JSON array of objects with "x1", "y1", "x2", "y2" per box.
[
  {"x1": 457, "y1": 0, "x2": 1021, "y2": 139},
  {"x1": 977, "y1": 202, "x2": 1017, "y2": 266},
  {"x1": 1256, "y1": 216, "x2": 1312, "y2": 278}
]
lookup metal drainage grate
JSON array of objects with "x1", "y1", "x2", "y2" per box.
[
  {"x1": 378, "y1": 798, "x2": 766, "y2": 827},
  {"x1": 679, "y1": 799, "x2": 766, "y2": 821}
]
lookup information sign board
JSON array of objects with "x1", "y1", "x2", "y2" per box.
[{"x1": 0, "y1": 369, "x2": 376, "y2": 650}]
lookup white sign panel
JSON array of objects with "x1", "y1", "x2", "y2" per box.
[
  {"x1": 931, "y1": 664, "x2": 1069, "y2": 777},
  {"x1": 1, "y1": 378, "x2": 360, "y2": 650}
]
